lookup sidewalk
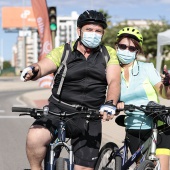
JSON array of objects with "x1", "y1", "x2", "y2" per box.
[{"x1": 20, "y1": 89, "x2": 51, "y2": 108}]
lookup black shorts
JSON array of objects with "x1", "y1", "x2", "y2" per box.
[
  {"x1": 32, "y1": 102, "x2": 102, "y2": 168},
  {"x1": 126, "y1": 127, "x2": 170, "y2": 155}
]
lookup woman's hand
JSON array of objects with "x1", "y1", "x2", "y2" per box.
[{"x1": 161, "y1": 65, "x2": 170, "y2": 86}]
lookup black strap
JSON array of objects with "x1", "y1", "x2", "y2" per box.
[
  {"x1": 57, "y1": 44, "x2": 71, "y2": 96},
  {"x1": 52, "y1": 43, "x2": 72, "y2": 96}
]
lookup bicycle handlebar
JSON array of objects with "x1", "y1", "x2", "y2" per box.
[
  {"x1": 12, "y1": 101, "x2": 170, "y2": 119},
  {"x1": 12, "y1": 105, "x2": 100, "y2": 119}
]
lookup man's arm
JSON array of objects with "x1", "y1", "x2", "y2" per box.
[
  {"x1": 99, "y1": 64, "x2": 121, "y2": 121},
  {"x1": 106, "y1": 64, "x2": 121, "y2": 105}
]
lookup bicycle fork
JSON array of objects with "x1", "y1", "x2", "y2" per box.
[
  {"x1": 46, "y1": 121, "x2": 74, "y2": 170},
  {"x1": 47, "y1": 142, "x2": 74, "y2": 170}
]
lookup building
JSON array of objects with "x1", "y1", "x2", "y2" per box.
[
  {"x1": 118, "y1": 19, "x2": 163, "y2": 29},
  {"x1": 12, "y1": 11, "x2": 79, "y2": 73},
  {"x1": 12, "y1": 29, "x2": 39, "y2": 74},
  {"x1": 56, "y1": 11, "x2": 79, "y2": 47}
]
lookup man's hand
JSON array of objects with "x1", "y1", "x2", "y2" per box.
[
  {"x1": 99, "y1": 100, "x2": 116, "y2": 121},
  {"x1": 20, "y1": 65, "x2": 39, "y2": 82},
  {"x1": 161, "y1": 65, "x2": 170, "y2": 86}
]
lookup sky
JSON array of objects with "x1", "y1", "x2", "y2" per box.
[{"x1": 0, "y1": 0, "x2": 170, "y2": 61}]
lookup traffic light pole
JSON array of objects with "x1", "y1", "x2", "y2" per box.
[{"x1": 51, "y1": 30, "x2": 56, "y2": 48}]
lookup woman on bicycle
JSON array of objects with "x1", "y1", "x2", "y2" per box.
[{"x1": 115, "y1": 26, "x2": 170, "y2": 170}]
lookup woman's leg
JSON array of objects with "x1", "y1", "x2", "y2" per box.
[{"x1": 156, "y1": 148, "x2": 170, "y2": 170}]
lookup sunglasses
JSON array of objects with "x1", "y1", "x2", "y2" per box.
[{"x1": 118, "y1": 44, "x2": 137, "y2": 52}]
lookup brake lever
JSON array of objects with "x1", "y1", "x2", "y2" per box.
[{"x1": 19, "y1": 113, "x2": 31, "y2": 116}]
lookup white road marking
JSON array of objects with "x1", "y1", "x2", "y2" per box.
[
  {"x1": 0, "y1": 116, "x2": 32, "y2": 118},
  {"x1": 16, "y1": 96, "x2": 28, "y2": 107},
  {"x1": 0, "y1": 110, "x2": 5, "y2": 113}
]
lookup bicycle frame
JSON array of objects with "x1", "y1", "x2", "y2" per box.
[
  {"x1": 106, "y1": 123, "x2": 160, "y2": 170},
  {"x1": 45, "y1": 121, "x2": 74, "y2": 170}
]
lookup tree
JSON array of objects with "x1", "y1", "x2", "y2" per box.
[
  {"x1": 98, "y1": 9, "x2": 112, "y2": 27},
  {"x1": 3, "y1": 61, "x2": 11, "y2": 69},
  {"x1": 141, "y1": 20, "x2": 170, "y2": 57},
  {"x1": 98, "y1": 9, "x2": 170, "y2": 58},
  {"x1": 102, "y1": 22, "x2": 130, "y2": 48}
]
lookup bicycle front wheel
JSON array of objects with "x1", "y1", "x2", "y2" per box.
[
  {"x1": 137, "y1": 160, "x2": 155, "y2": 170},
  {"x1": 56, "y1": 157, "x2": 65, "y2": 170},
  {"x1": 95, "y1": 142, "x2": 122, "y2": 170}
]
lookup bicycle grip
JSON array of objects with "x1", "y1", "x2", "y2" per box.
[{"x1": 12, "y1": 107, "x2": 32, "y2": 112}]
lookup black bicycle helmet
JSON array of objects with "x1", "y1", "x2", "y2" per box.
[{"x1": 77, "y1": 10, "x2": 107, "y2": 29}]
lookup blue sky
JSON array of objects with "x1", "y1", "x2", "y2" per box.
[{"x1": 0, "y1": 0, "x2": 170, "y2": 61}]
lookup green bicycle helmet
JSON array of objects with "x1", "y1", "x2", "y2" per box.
[
  {"x1": 77, "y1": 10, "x2": 107, "y2": 29},
  {"x1": 116, "y1": 27, "x2": 143, "y2": 46}
]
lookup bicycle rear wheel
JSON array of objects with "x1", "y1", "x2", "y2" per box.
[
  {"x1": 137, "y1": 160, "x2": 155, "y2": 170},
  {"x1": 95, "y1": 142, "x2": 122, "y2": 170}
]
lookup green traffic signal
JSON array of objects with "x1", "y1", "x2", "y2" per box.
[
  {"x1": 48, "y1": 6, "x2": 57, "y2": 31},
  {"x1": 50, "y1": 23, "x2": 57, "y2": 31}
]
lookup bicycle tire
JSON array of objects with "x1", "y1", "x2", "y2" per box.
[
  {"x1": 56, "y1": 157, "x2": 65, "y2": 170},
  {"x1": 137, "y1": 160, "x2": 155, "y2": 170},
  {"x1": 95, "y1": 142, "x2": 122, "y2": 170}
]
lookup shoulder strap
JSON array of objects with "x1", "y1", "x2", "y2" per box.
[
  {"x1": 100, "y1": 45, "x2": 110, "y2": 65},
  {"x1": 53, "y1": 43, "x2": 72, "y2": 96}
]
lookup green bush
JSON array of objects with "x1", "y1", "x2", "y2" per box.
[{"x1": 0, "y1": 67, "x2": 16, "y2": 76}]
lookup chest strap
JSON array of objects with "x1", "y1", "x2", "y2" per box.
[
  {"x1": 51, "y1": 95, "x2": 89, "y2": 111},
  {"x1": 52, "y1": 43, "x2": 72, "y2": 96}
]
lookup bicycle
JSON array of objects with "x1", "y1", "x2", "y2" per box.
[
  {"x1": 12, "y1": 105, "x2": 100, "y2": 170},
  {"x1": 94, "y1": 101, "x2": 170, "y2": 170}
]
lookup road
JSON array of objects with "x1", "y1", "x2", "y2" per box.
[{"x1": 0, "y1": 77, "x2": 41, "y2": 170}]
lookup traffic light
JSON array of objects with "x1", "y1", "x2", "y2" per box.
[{"x1": 48, "y1": 7, "x2": 57, "y2": 31}]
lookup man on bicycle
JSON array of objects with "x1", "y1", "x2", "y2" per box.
[{"x1": 21, "y1": 10, "x2": 121, "y2": 170}]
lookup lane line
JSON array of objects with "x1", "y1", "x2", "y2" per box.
[
  {"x1": 16, "y1": 96, "x2": 28, "y2": 107},
  {"x1": 0, "y1": 116, "x2": 32, "y2": 118},
  {"x1": 0, "y1": 110, "x2": 5, "y2": 113}
]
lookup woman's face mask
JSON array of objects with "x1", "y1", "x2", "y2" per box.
[
  {"x1": 117, "y1": 48, "x2": 136, "y2": 64},
  {"x1": 81, "y1": 31, "x2": 102, "y2": 48}
]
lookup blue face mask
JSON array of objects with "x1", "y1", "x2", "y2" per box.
[
  {"x1": 117, "y1": 48, "x2": 136, "y2": 64},
  {"x1": 81, "y1": 31, "x2": 102, "y2": 48}
]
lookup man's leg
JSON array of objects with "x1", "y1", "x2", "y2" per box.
[
  {"x1": 26, "y1": 125, "x2": 52, "y2": 170},
  {"x1": 74, "y1": 165, "x2": 93, "y2": 170},
  {"x1": 72, "y1": 119, "x2": 101, "y2": 170}
]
